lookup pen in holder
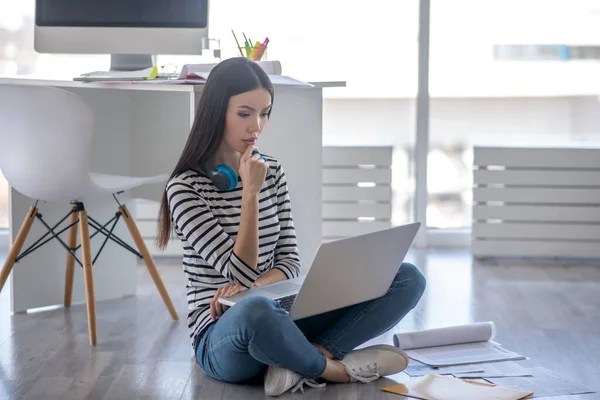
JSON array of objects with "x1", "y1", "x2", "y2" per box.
[
  {"x1": 238, "y1": 44, "x2": 268, "y2": 61},
  {"x1": 231, "y1": 31, "x2": 270, "y2": 61}
]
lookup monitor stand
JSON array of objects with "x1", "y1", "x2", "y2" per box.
[{"x1": 110, "y1": 54, "x2": 157, "y2": 71}]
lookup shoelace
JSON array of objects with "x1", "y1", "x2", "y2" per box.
[
  {"x1": 348, "y1": 362, "x2": 381, "y2": 383},
  {"x1": 291, "y1": 378, "x2": 326, "y2": 394}
]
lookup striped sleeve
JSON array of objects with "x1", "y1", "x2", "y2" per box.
[
  {"x1": 167, "y1": 178, "x2": 260, "y2": 288},
  {"x1": 273, "y1": 164, "x2": 302, "y2": 279}
]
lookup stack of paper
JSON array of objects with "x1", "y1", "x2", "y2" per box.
[
  {"x1": 179, "y1": 60, "x2": 283, "y2": 77},
  {"x1": 389, "y1": 322, "x2": 596, "y2": 398},
  {"x1": 394, "y1": 322, "x2": 526, "y2": 367},
  {"x1": 73, "y1": 66, "x2": 158, "y2": 82}
]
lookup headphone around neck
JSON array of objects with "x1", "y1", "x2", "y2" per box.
[{"x1": 205, "y1": 150, "x2": 267, "y2": 191}]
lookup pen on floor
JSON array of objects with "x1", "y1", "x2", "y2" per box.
[{"x1": 231, "y1": 30, "x2": 244, "y2": 57}]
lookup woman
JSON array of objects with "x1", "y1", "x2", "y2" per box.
[{"x1": 157, "y1": 57, "x2": 426, "y2": 397}]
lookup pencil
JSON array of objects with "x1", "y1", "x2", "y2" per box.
[{"x1": 231, "y1": 30, "x2": 244, "y2": 57}]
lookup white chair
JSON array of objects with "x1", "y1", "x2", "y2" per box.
[{"x1": 0, "y1": 84, "x2": 178, "y2": 345}]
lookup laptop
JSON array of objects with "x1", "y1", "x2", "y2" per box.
[{"x1": 218, "y1": 222, "x2": 421, "y2": 321}]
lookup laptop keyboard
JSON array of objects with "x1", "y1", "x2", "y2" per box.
[{"x1": 276, "y1": 294, "x2": 297, "y2": 312}]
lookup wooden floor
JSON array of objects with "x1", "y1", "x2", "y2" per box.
[{"x1": 1, "y1": 250, "x2": 599, "y2": 399}]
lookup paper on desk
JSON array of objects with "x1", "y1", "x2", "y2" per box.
[
  {"x1": 179, "y1": 71, "x2": 210, "y2": 81},
  {"x1": 74, "y1": 67, "x2": 157, "y2": 82},
  {"x1": 125, "y1": 78, "x2": 203, "y2": 84},
  {"x1": 182, "y1": 71, "x2": 310, "y2": 86},
  {"x1": 179, "y1": 60, "x2": 283, "y2": 78},
  {"x1": 125, "y1": 73, "x2": 311, "y2": 87},
  {"x1": 267, "y1": 75, "x2": 312, "y2": 86},
  {"x1": 487, "y1": 367, "x2": 595, "y2": 398},
  {"x1": 381, "y1": 374, "x2": 534, "y2": 400}
]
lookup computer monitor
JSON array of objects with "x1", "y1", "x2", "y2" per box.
[{"x1": 34, "y1": 0, "x2": 210, "y2": 71}]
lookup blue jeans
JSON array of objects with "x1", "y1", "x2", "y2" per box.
[{"x1": 195, "y1": 262, "x2": 426, "y2": 383}]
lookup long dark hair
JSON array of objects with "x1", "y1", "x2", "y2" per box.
[{"x1": 156, "y1": 57, "x2": 274, "y2": 250}]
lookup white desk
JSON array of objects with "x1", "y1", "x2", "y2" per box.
[{"x1": 0, "y1": 77, "x2": 333, "y2": 313}]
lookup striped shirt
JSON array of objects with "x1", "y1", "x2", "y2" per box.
[{"x1": 166, "y1": 156, "x2": 302, "y2": 350}]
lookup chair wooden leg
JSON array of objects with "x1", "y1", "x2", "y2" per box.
[
  {"x1": 78, "y1": 210, "x2": 98, "y2": 346},
  {"x1": 0, "y1": 207, "x2": 37, "y2": 293},
  {"x1": 119, "y1": 204, "x2": 179, "y2": 321},
  {"x1": 64, "y1": 207, "x2": 78, "y2": 307}
]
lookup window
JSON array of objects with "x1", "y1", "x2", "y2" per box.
[
  {"x1": 12, "y1": 1, "x2": 595, "y2": 241},
  {"x1": 427, "y1": 0, "x2": 600, "y2": 229}
]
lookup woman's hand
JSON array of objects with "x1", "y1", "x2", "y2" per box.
[
  {"x1": 210, "y1": 283, "x2": 248, "y2": 320},
  {"x1": 238, "y1": 145, "x2": 268, "y2": 194}
]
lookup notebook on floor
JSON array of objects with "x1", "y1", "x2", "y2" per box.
[{"x1": 393, "y1": 321, "x2": 526, "y2": 367}]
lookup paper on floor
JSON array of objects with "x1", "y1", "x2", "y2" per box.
[
  {"x1": 487, "y1": 367, "x2": 595, "y2": 398},
  {"x1": 394, "y1": 322, "x2": 526, "y2": 367},
  {"x1": 382, "y1": 374, "x2": 533, "y2": 400}
]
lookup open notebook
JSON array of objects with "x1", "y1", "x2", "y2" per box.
[{"x1": 393, "y1": 322, "x2": 526, "y2": 367}]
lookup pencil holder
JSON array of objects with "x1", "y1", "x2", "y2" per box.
[{"x1": 238, "y1": 45, "x2": 268, "y2": 61}]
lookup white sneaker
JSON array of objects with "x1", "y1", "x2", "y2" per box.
[
  {"x1": 264, "y1": 365, "x2": 326, "y2": 397},
  {"x1": 340, "y1": 344, "x2": 409, "y2": 383}
]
